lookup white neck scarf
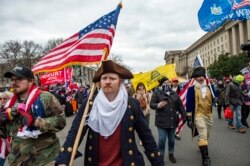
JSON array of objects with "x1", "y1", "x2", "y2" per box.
[
  {"x1": 194, "y1": 80, "x2": 207, "y2": 98},
  {"x1": 87, "y1": 84, "x2": 128, "y2": 137}
]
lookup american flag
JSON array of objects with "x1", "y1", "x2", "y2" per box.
[
  {"x1": 176, "y1": 54, "x2": 203, "y2": 134},
  {"x1": 32, "y1": 4, "x2": 122, "y2": 74},
  {"x1": 192, "y1": 54, "x2": 203, "y2": 68},
  {"x1": 176, "y1": 79, "x2": 194, "y2": 134}
]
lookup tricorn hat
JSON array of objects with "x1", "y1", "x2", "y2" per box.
[
  {"x1": 92, "y1": 60, "x2": 134, "y2": 82},
  {"x1": 191, "y1": 67, "x2": 206, "y2": 78}
]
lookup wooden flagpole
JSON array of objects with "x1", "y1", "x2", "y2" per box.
[{"x1": 69, "y1": 48, "x2": 108, "y2": 166}]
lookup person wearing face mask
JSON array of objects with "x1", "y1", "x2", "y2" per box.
[
  {"x1": 186, "y1": 67, "x2": 217, "y2": 166},
  {"x1": 150, "y1": 77, "x2": 186, "y2": 163},
  {"x1": 216, "y1": 80, "x2": 226, "y2": 119}
]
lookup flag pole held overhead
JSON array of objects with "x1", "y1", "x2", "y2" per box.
[{"x1": 66, "y1": 4, "x2": 122, "y2": 166}]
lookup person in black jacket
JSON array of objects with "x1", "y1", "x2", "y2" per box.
[
  {"x1": 150, "y1": 76, "x2": 186, "y2": 163},
  {"x1": 56, "y1": 60, "x2": 163, "y2": 166}
]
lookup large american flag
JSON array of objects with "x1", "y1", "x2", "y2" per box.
[
  {"x1": 176, "y1": 54, "x2": 203, "y2": 134},
  {"x1": 32, "y1": 4, "x2": 122, "y2": 74}
]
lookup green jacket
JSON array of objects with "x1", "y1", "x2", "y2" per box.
[{"x1": 1, "y1": 91, "x2": 66, "y2": 166}]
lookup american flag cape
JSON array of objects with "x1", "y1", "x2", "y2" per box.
[
  {"x1": 32, "y1": 4, "x2": 122, "y2": 74},
  {"x1": 176, "y1": 54, "x2": 202, "y2": 134},
  {"x1": 176, "y1": 79, "x2": 194, "y2": 134}
]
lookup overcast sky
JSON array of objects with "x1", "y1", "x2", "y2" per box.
[{"x1": 0, "y1": 0, "x2": 206, "y2": 73}]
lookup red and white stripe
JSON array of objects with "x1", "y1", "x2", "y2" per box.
[
  {"x1": 32, "y1": 27, "x2": 116, "y2": 74},
  {"x1": 176, "y1": 79, "x2": 194, "y2": 134},
  {"x1": 233, "y1": 1, "x2": 250, "y2": 10}
]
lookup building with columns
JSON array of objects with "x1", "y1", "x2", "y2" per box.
[{"x1": 165, "y1": 20, "x2": 250, "y2": 75}]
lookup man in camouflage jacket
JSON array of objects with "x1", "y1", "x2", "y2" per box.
[{"x1": 0, "y1": 66, "x2": 66, "y2": 166}]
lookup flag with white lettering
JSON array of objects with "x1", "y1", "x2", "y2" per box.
[
  {"x1": 32, "y1": 4, "x2": 122, "y2": 74},
  {"x1": 198, "y1": 0, "x2": 250, "y2": 32}
]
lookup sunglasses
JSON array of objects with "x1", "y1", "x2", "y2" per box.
[{"x1": 0, "y1": 98, "x2": 8, "y2": 100}]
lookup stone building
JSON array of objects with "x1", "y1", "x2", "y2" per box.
[{"x1": 165, "y1": 20, "x2": 250, "y2": 75}]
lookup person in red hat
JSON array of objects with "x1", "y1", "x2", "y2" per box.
[
  {"x1": 170, "y1": 78, "x2": 183, "y2": 140},
  {"x1": 56, "y1": 60, "x2": 164, "y2": 166},
  {"x1": 171, "y1": 78, "x2": 181, "y2": 94}
]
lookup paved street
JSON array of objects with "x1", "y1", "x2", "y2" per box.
[{"x1": 57, "y1": 107, "x2": 250, "y2": 166}]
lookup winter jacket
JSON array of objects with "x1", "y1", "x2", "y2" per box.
[
  {"x1": 225, "y1": 81, "x2": 244, "y2": 106},
  {"x1": 150, "y1": 89, "x2": 186, "y2": 128}
]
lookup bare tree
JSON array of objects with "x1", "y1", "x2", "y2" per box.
[
  {"x1": 0, "y1": 40, "x2": 43, "y2": 69},
  {"x1": 108, "y1": 53, "x2": 132, "y2": 71},
  {"x1": 43, "y1": 38, "x2": 64, "y2": 55}
]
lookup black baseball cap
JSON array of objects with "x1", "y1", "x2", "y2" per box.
[{"x1": 4, "y1": 66, "x2": 34, "y2": 79}]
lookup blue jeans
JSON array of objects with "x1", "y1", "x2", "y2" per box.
[
  {"x1": 228, "y1": 105, "x2": 243, "y2": 129},
  {"x1": 0, "y1": 158, "x2": 5, "y2": 166},
  {"x1": 157, "y1": 127, "x2": 175, "y2": 155}
]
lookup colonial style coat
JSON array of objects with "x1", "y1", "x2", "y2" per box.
[
  {"x1": 186, "y1": 84, "x2": 216, "y2": 137},
  {"x1": 56, "y1": 97, "x2": 163, "y2": 166}
]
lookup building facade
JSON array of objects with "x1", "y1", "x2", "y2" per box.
[{"x1": 165, "y1": 20, "x2": 250, "y2": 74}]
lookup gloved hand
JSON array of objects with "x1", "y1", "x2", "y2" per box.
[
  {"x1": 17, "y1": 104, "x2": 35, "y2": 126},
  {"x1": 187, "y1": 116, "x2": 193, "y2": 128},
  {"x1": 19, "y1": 114, "x2": 34, "y2": 126},
  {"x1": 0, "y1": 107, "x2": 18, "y2": 122}
]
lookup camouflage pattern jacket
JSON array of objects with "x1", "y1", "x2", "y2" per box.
[{"x1": 0, "y1": 91, "x2": 66, "y2": 166}]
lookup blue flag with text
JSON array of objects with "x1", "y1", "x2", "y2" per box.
[{"x1": 198, "y1": 0, "x2": 250, "y2": 32}]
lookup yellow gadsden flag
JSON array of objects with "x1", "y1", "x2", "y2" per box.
[{"x1": 131, "y1": 64, "x2": 177, "y2": 91}]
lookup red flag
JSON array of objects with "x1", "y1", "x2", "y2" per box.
[
  {"x1": 32, "y1": 4, "x2": 122, "y2": 74},
  {"x1": 39, "y1": 68, "x2": 72, "y2": 86}
]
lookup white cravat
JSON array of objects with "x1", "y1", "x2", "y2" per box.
[{"x1": 87, "y1": 84, "x2": 128, "y2": 137}]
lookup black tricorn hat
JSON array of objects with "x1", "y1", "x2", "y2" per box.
[
  {"x1": 158, "y1": 76, "x2": 168, "y2": 86},
  {"x1": 92, "y1": 60, "x2": 134, "y2": 82},
  {"x1": 191, "y1": 67, "x2": 206, "y2": 78}
]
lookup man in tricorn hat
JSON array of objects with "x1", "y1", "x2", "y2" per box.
[
  {"x1": 186, "y1": 67, "x2": 216, "y2": 166},
  {"x1": 56, "y1": 60, "x2": 164, "y2": 166}
]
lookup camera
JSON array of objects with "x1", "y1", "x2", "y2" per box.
[{"x1": 241, "y1": 41, "x2": 250, "y2": 57}]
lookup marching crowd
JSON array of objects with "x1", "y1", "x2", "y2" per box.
[{"x1": 0, "y1": 61, "x2": 248, "y2": 166}]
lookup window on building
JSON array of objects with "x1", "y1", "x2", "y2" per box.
[
  {"x1": 208, "y1": 45, "x2": 209, "y2": 49},
  {"x1": 217, "y1": 39, "x2": 219, "y2": 44},
  {"x1": 214, "y1": 48, "x2": 216, "y2": 53},
  {"x1": 218, "y1": 47, "x2": 220, "y2": 51},
  {"x1": 221, "y1": 36, "x2": 223, "y2": 42},
  {"x1": 214, "y1": 41, "x2": 216, "y2": 46},
  {"x1": 221, "y1": 45, "x2": 224, "y2": 50}
]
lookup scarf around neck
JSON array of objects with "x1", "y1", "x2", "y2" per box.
[
  {"x1": 87, "y1": 84, "x2": 128, "y2": 137},
  {"x1": 5, "y1": 84, "x2": 42, "y2": 139},
  {"x1": 194, "y1": 80, "x2": 208, "y2": 98}
]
